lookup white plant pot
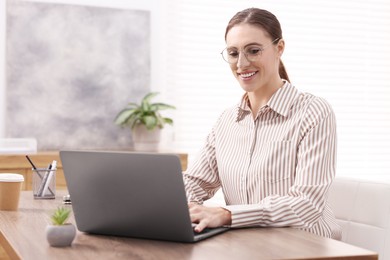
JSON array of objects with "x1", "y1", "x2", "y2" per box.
[
  {"x1": 132, "y1": 125, "x2": 162, "y2": 151},
  {"x1": 46, "y1": 224, "x2": 76, "y2": 247}
]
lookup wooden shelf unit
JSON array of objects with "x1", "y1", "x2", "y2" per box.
[{"x1": 0, "y1": 151, "x2": 188, "y2": 191}]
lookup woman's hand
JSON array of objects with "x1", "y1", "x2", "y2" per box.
[{"x1": 188, "y1": 203, "x2": 231, "y2": 233}]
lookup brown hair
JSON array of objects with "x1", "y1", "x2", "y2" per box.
[{"x1": 225, "y1": 8, "x2": 290, "y2": 83}]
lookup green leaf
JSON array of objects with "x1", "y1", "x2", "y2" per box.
[
  {"x1": 51, "y1": 207, "x2": 71, "y2": 225},
  {"x1": 163, "y1": 117, "x2": 174, "y2": 125},
  {"x1": 126, "y1": 102, "x2": 140, "y2": 108},
  {"x1": 150, "y1": 103, "x2": 176, "y2": 111},
  {"x1": 125, "y1": 112, "x2": 140, "y2": 127},
  {"x1": 143, "y1": 115, "x2": 158, "y2": 130},
  {"x1": 142, "y1": 92, "x2": 159, "y2": 104},
  {"x1": 114, "y1": 108, "x2": 138, "y2": 125},
  {"x1": 131, "y1": 118, "x2": 142, "y2": 129},
  {"x1": 141, "y1": 100, "x2": 151, "y2": 112},
  {"x1": 140, "y1": 93, "x2": 153, "y2": 112},
  {"x1": 155, "y1": 114, "x2": 165, "y2": 128}
]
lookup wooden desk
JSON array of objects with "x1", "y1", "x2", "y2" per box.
[
  {"x1": 0, "y1": 191, "x2": 378, "y2": 260},
  {"x1": 0, "y1": 151, "x2": 188, "y2": 191}
]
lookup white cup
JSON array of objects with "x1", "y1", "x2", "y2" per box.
[{"x1": 0, "y1": 173, "x2": 24, "y2": 211}]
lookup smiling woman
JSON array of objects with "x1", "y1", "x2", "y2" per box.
[
  {"x1": 183, "y1": 7, "x2": 342, "y2": 240},
  {"x1": 167, "y1": 0, "x2": 390, "y2": 182}
]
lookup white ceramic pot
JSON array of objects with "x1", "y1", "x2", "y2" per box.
[
  {"x1": 46, "y1": 224, "x2": 76, "y2": 247},
  {"x1": 132, "y1": 125, "x2": 162, "y2": 151}
]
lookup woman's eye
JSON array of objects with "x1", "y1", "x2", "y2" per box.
[
  {"x1": 247, "y1": 48, "x2": 261, "y2": 55},
  {"x1": 228, "y1": 50, "x2": 239, "y2": 57}
]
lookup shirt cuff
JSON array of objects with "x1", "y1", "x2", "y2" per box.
[{"x1": 222, "y1": 204, "x2": 264, "y2": 228}]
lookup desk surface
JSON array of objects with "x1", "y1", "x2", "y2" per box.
[{"x1": 0, "y1": 191, "x2": 378, "y2": 260}]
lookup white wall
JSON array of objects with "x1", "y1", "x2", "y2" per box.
[{"x1": 0, "y1": 0, "x2": 167, "y2": 138}]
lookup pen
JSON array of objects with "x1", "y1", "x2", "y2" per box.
[
  {"x1": 26, "y1": 155, "x2": 37, "y2": 170},
  {"x1": 26, "y1": 155, "x2": 43, "y2": 179}
]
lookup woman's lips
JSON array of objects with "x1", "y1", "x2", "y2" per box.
[{"x1": 238, "y1": 71, "x2": 258, "y2": 80}]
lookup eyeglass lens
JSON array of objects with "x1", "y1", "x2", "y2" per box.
[{"x1": 221, "y1": 38, "x2": 279, "y2": 64}]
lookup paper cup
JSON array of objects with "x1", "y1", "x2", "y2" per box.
[{"x1": 0, "y1": 173, "x2": 24, "y2": 211}]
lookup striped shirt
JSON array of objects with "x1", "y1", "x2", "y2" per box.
[{"x1": 184, "y1": 81, "x2": 342, "y2": 240}]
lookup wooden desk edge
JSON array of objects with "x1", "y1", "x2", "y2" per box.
[{"x1": 0, "y1": 231, "x2": 21, "y2": 260}]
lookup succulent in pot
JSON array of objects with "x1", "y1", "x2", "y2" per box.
[{"x1": 46, "y1": 206, "x2": 76, "y2": 247}]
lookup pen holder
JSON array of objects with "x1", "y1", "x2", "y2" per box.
[{"x1": 32, "y1": 168, "x2": 56, "y2": 199}]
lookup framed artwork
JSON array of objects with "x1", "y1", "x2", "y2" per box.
[{"x1": 6, "y1": 1, "x2": 150, "y2": 150}]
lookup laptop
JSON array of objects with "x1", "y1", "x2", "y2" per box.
[{"x1": 60, "y1": 150, "x2": 229, "y2": 242}]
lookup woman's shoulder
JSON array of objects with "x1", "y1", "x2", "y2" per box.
[
  {"x1": 211, "y1": 104, "x2": 241, "y2": 128},
  {"x1": 218, "y1": 104, "x2": 240, "y2": 120},
  {"x1": 299, "y1": 92, "x2": 335, "y2": 123},
  {"x1": 303, "y1": 92, "x2": 333, "y2": 112}
]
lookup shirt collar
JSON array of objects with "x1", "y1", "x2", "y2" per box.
[{"x1": 235, "y1": 81, "x2": 300, "y2": 122}]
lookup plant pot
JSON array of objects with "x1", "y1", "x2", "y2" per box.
[
  {"x1": 132, "y1": 125, "x2": 162, "y2": 151},
  {"x1": 46, "y1": 223, "x2": 76, "y2": 247}
]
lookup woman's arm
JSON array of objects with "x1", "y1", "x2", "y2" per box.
[
  {"x1": 183, "y1": 126, "x2": 221, "y2": 204},
  {"x1": 225, "y1": 98, "x2": 337, "y2": 230}
]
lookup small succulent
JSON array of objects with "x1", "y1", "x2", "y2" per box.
[{"x1": 50, "y1": 207, "x2": 72, "y2": 226}]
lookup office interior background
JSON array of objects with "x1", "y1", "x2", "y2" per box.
[{"x1": 1, "y1": 0, "x2": 389, "y2": 179}]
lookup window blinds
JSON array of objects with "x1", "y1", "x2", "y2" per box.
[{"x1": 164, "y1": 0, "x2": 390, "y2": 179}]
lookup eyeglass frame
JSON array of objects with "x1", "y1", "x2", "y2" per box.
[{"x1": 220, "y1": 38, "x2": 280, "y2": 64}]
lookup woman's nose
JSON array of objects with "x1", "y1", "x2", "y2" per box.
[{"x1": 237, "y1": 52, "x2": 250, "y2": 68}]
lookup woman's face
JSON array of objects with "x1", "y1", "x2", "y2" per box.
[{"x1": 225, "y1": 23, "x2": 284, "y2": 94}]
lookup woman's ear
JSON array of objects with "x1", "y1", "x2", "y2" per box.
[{"x1": 277, "y1": 39, "x2": 285, "y2": 58}]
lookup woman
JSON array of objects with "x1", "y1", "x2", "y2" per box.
[{"x1": 185, "y1": 8, "x2": 342, "y2": 240}]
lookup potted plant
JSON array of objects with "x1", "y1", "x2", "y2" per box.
[
  {"x1": 46, "y1": 206, "x2": 76, "y2": 247},
  {"x1": 114, "y1": 92, "x2": 175, "y2": 151}
]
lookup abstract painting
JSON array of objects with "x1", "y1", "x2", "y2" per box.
[{"x1": 6, "y1": 1, "x2": 150, "y2": 150}]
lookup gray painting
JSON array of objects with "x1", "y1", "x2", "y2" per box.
[{"x1": 6, "y1": 1, "x2": 150, "y2": 150}]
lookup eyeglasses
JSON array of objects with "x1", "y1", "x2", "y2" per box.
[{"x1": 220, "y1": 38, "x2": 280, "y2": 64}]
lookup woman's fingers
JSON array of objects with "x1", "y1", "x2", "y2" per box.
[
  {"x1": 188, "y1": 203, "x2": 231, "y2": 232},
  {"x1": 194, "y1": 221, "x2": 207, "y2": 233}
]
